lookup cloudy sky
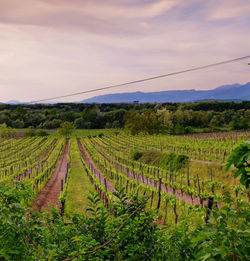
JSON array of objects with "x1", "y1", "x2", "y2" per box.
[{"x1": 0, "y1": 0, "x2": 250, "y2": 103}]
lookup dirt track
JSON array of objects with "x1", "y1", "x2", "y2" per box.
[
  {"x1": 33, "y1": 139, "x2": 69, "y2": 212},
  {"x1": 190, "y1": 158, "x2": 222, "y2": 165}
]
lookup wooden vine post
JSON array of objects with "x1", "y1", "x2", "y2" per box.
[
  {"x1": 157, "y1": 178, "x2": 162, "y2": 209},
  {"x1": 104, "y1": 178, "x2": 108, "y2": 207},
  {"x1": 197, "y1": 174, "x2": 203, "y2": 206},
  {"x1": 150, "y1": 190, "x2": 154, "y2": 208},
  {"x1": 61, "y1": 179, "x2": 64, "y2": 192},
  {"x1": 169, "y1": 163, "x2": 171, "y2": 183},
  {"x1": 205, "y1": 196, "x2": 214, "y2": 224},
  {"x1": 187, "y1": 167, "x2": 190, "y2": 186}
]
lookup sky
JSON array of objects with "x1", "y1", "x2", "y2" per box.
[{"x1": 0, "y1": 0, "x2": 250, "y2": 103}]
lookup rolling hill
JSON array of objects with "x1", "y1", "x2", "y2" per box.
[{"x1": 81, "y1": 82, "x2": 250, "y2": 103}]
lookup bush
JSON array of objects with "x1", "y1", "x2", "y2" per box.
[
  {"x1": 202, "y1": 128, "x2": 210, "y2": 133},
  {"x1": 184, "y1": 126, "x2": 194, "y2": 134},
  {"x1": 24, "y1": 126, "x2": 36, "y2": 137},
  {"x1": 173, "y1": 124, "x2": 185, "y2": 134},
  {"x1": 160, "y1": 152, "x2": 189, "y2": 171},
  {"x1": 37, "y1": 129, "x2": 49, "y2": 137},
  {"x1": 8, "y1": 128, "x2": 17, "y2": 138},
  {"x1": 98, "y1": 133, "x2": 104, "y2": 138},
  {"x1": 230, "y1": 117, "x2": 249, "y2": 130},
  {"x1": 0, "y1": 185, "x2": 168, "y2": 260},
  {"x1": 0, "y1": 183, "x2": 249, "y2": 260},
  {"x1": 58, "y1": 121, "x2": 75, "y2": 137},
  {"x1": 0, "y1": 123, "x2": 17, "y2": 138},
  {"x1": 174, "y1": 154, "x2": 189, "y2": 171},
  {"x1": 226, "y1": 141, "x2": 250, "y2": 188},
  {"x1": 131, "y1": 150, "x2": 143, "y2": 160}
]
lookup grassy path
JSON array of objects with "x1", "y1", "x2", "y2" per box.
[{"x1": 64, "y1": 138, "x2": 95, "y2": 215}]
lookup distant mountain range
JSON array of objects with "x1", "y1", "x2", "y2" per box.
[
  {"x1": 7, "y1": 100, "x2": 23, "y2": 104},
  {"x1": 82, "y1": 82, "x2": 250, "y2": 103},
  {"x1": 2, "y1": 82, "x2": 250, "y2": 104}
]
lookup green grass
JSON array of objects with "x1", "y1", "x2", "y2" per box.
[
  {"x1": 136, "y1": 150, "x2": 188, "y2": 172},
  {"x1": 191, "y1": 126, "x2": 231, "y2": 133},
  {"x1": 50, "y1": 128, "x2": 118, "y2": 138},
  {"x1": 64, "y1": 138, "x2": 96, "y2": 215},
  {"x1": 187, "y1": 161, "x2": 241, "y2": 194},
  {"x1": 131, "y1": 149, "x2": 243, "y2": 199},
  {"x1": 139, "y1": 151, "x2": 162, "y2": 165}
]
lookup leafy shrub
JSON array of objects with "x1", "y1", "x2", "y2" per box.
[
  {"x1": 0, "y1": 184, "x2": 168, "y2": 260},
  {"x1": 174, "y1": 154, "x2": 189, "y2": 170},
  {"x1": 0, "y1": 183, "x2": 249, "y2": 260},
  {"x1": 160, "y1": 152, "x2": 189, "y2": 171},
  {"x1": 131, "y1": 150, "x2": 143, "y2": 160},
  {"x1": 202, "y1": 128, "x2": 210, "y2": 133},
  {"x1": 230, "y1": 117, "x2": 249, "y2": 130},
  {"x1": 173, "y1": 124, "x2": 185, "y2": 134},
  {"x1": 58, "y1": 121, "x2": 75, "y2": 137},
  {"x1": 114, "y1": 131, "x2": 119, "y2": 136},
  {"x1": 184, "y1": 126, "x2": 194, "y2": 134},
  {"x1": 138, "y1": 151, "x2": 189, "y2": 172},
  {"x1": 189, "y1": 195, "x2": 250, "y2": 260},
  {"x1": 37, "y1": 129, "x2": 49, "y2": 137},
  {"x1": 24, "y1": 126, "x2": 36, "y2": 137},
  {"x1": 0, "y1": 123, "x2": 17, "y2": 138},
  {"x1": 226, "y1": 141, "x2": 250, "y2": 188},
  {"x1": 139, "y1": 151, "x2": 162, "y2": 165}
]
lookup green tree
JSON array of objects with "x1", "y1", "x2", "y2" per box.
[
  {"x1": 0, "y1": 123, "x2": 17, "y2": 138},
  {"x1": 58, "y1": 121, "x2": 75, "y2": 137},
  {"x1": 157, "y1": 108, "x2": 173, "y2": 133},
  {"x1": 124, "y1": 110, "x2": 161, "y2": 135},
  {"x1": 0, "y1": 123, "x2": 8, "y2": 137}
]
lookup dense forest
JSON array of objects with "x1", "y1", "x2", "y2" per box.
[{"x1": 0, "y1": 101, "x2": 249, "y2": 134}]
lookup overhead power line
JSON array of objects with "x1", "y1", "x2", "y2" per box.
[{"x1": 29, "y1": 55, "x2": 250, "y2": 103}]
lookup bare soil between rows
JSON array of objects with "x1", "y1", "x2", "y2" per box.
[{"x1": 33, "y1": 139, "x2": 69, "y2": 212}]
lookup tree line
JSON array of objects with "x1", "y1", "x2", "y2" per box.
[{"x1": 0, "y1": 101, "x2": 249, "y2": 134}]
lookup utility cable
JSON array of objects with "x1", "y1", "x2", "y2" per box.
[{"x1": 29, "y1": 55, "x2": 250, "y2": 103}]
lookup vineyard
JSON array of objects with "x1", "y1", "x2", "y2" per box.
[{"x1": 0, "y1": 130, "x2": 249, "y2": 260}]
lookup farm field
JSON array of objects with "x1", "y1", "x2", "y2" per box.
[
  {"x1": 0, "y1": 130, "x2": 249, "y2": 260},
  {"x1": 0, "y1": 130, "x2": 249, "y2": 217}
]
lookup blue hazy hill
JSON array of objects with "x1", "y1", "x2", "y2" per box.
[{"x1": 82, "y1": 82, "x2": 250, "y2": 103}]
